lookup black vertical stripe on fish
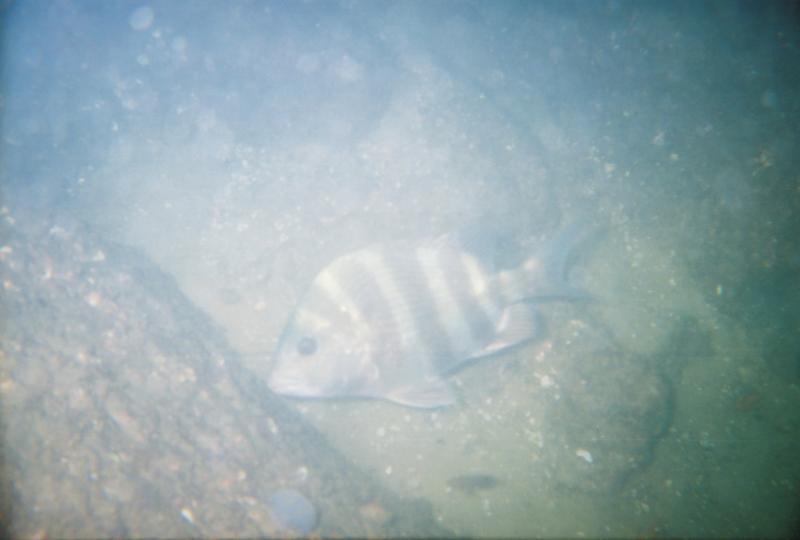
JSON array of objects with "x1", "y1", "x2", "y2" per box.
[
  {"x1": 377, "y1": 247, "x2": 457, "y2": 373},
  {"x1": 417, "y1": 246, "x2": 504, "y2": 370},
  {"x1": 435, "y1": 248, "x2": 497, "y2": 358},
  {"x1": 311, "y1": 261, "x2": 367, "y2": 326},
  {"x1": 413, "y1": 247, "x2": 476, "y2": 370},
  {"x1": 296, "y1": 283, "x2": 353, "y2": 337},
  {"x1": 348, "y1": 249, "x2": 443, "y2": 386},
  {"x1": 326, "y1": 255, "x2": 402, "y2": 373}
]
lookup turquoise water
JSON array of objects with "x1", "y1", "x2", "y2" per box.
[{"x1": 2, "y1": 1, "x2": 798, "y2": 537}]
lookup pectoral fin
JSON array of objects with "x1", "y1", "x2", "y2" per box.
[{"x1": 481, "y1": 303, "x2": 540, "y2": 355}]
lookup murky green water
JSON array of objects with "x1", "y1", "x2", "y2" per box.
[{"x1": 2, "y1": 1, "x2": 798, "y2": 537}]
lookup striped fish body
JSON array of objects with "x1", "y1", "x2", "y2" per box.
[{"x1": 268, "y1": 234, "x2": 576, "y2": 408}]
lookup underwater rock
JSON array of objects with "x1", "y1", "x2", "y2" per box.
[
  {"x1": 0, "y1": 206, "x2": 450, "y2": 538},
  {"x1": 538, "y1": 314, "x2": 675, "y2": 494},
  {"x1": 266, "y1": 489, "x2": 317, "y2": 535}
]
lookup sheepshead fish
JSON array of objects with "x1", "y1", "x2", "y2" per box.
[{"x1": 268, "y1": 224, "x2": 589, "y2": 408}]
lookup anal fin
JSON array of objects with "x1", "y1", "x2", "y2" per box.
[{"x1": 386, "y1": 378, "x2": 456, "y2": 409}]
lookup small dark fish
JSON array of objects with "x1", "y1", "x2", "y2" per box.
[{"x1": 446, "y1": 473, "x2": 500, "y2": 494}]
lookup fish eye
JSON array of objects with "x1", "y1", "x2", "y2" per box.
[{"x1": 296, "y1": 336, "x2": 317, "y2": 356}]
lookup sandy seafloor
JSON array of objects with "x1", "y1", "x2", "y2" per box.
[{"x1": 2, "y1": 1, "x2": 799, "y2": 537}]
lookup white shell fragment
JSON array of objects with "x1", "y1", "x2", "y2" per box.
[
  {"x1": 180, "y1": 507, "x2": 195, "y2": 524},
  {"x1": 575, "y1": 448, "x2": 593, "y2": 463}
]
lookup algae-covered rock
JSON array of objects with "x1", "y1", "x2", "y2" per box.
[{"x1": 0, "y1": 206, "x2": 450, "y2": 538}]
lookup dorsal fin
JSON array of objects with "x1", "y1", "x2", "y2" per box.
[{"x1": 496, "y1": 221, "x2": 600, "y2": 303}]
